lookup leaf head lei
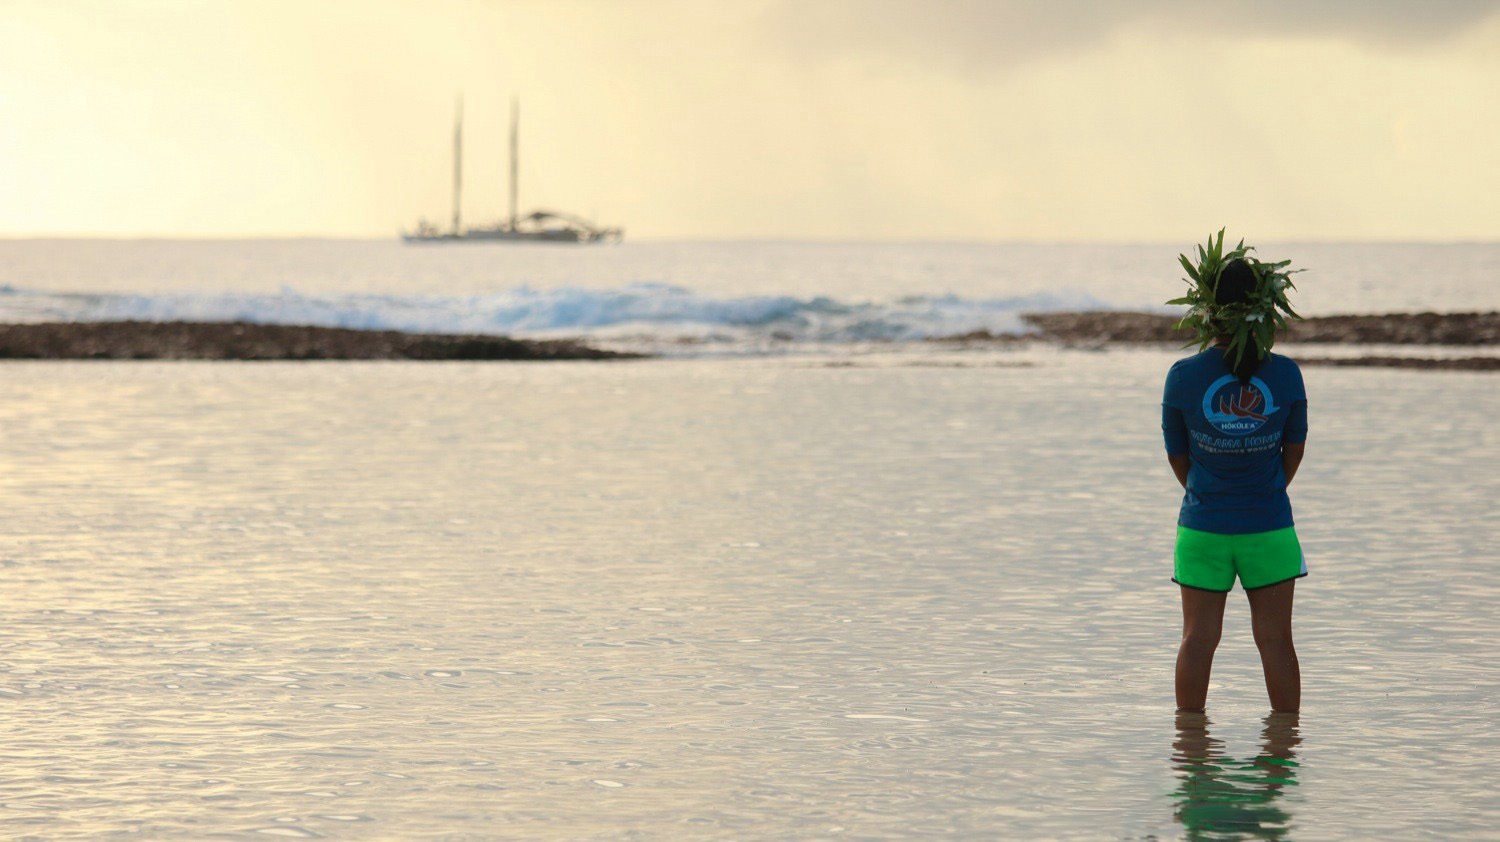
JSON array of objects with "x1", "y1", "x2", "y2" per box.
[{"x1": 1166, "y1": 228, "x2": 1303, "y2": 370}]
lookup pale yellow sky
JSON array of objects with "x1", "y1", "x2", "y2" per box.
[{"x1": 1, "y1": 0, "x2": 1497, "y2": 240}]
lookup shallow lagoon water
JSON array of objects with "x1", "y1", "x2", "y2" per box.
[{"x1": 0, "y1": 351, "x2": 1494, "y2": 838}]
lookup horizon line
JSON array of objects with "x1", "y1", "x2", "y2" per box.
[{"x1": 1, "y1": 234, "x2": 1497, "y2": 246}]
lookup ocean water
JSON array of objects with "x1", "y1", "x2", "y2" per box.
[
  {"x1": 0, "y1": 350, "x2": 1494, "y2": 838},
  {"x1": 0, "y1": 240, "x2": 1494, "y2": 350}
]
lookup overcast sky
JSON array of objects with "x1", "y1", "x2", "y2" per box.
[{"x1": 1, "y1": 0, "x2": 1497, "y2": 239}]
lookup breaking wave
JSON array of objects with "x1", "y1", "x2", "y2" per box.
[{"x1": 0, "y1": 283, "x2": 1113, "y2": 345}]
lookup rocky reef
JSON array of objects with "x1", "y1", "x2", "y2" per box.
[
  {"x1": 0, "y1": 321, "x2": 635, "y2": 361},
  {"x1": 1296, "y1": 355, "x2": 1498, "y2": 371},
  {"x1": 1006, "y1": 311, "x2": 1500, "y2": 346}
]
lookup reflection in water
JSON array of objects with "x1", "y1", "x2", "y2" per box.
[{"x1": 1172, "y1": 712, "x2": 1302, "y2": 840}]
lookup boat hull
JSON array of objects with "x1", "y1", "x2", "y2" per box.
[{"x1": 402, "y1": 227, "x2": 621, "y2": 244}]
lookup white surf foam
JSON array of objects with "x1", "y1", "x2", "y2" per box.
[{"x1": 0, "y1": 283, "x2": 1115, "y2": 345}]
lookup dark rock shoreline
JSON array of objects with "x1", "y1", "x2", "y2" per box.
[
  {"x1": 0, "y1": 313, "x2": 1493, "y2": 369},
  {"x1": 1008, "y1": 310, "x2": 1500, "y2": 346},
  {"x1": 934, "y1": 310, "x2": 1500, "y2": 371},
  {"x1": 0, "y1": 321, "x2": 635, "y2": 361},
  {"x1": 1296, "y1": 356, "x2": 1499, "y2": 371}
]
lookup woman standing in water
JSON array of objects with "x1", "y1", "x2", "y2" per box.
[{"x1": 1161, "y1": 232, "x2": 1307, "y2": 713}]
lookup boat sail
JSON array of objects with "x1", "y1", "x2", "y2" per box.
[{"x1": 403, "y1": 98, "x2": 622, "y2": 244}]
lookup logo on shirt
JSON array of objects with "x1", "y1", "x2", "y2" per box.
[{"x1": 1201, "y1": 374, "x2": 1280, "y2": 436}]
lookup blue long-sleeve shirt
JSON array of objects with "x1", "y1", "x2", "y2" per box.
[{"x1": 1162, "y1": 349, "x2": 1308, "y2": 534}]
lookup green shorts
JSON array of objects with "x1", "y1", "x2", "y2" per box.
[{"x1": 1173, "y1": 525, "x2": 1308, "y2": 593}]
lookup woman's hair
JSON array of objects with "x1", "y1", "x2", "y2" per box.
[{"x1": 1214, "y1": 257, "x2": 1262, "y2": 384}]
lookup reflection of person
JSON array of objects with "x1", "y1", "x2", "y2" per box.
[
  {"x1": 1162, "y1": 257, "x2": 1307, "y2": 713},
  {"x1": 1172, "y1": 712, "x2": 1302, "y2": 840}
]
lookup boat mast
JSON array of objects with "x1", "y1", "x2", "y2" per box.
[
  {"x1": 452, "y1": 95, "x2": 464, "y2": 235},
  {"x1": 508, "y1": 97, "x2": 519, "y2": 231}
]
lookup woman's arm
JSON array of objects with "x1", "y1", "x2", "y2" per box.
[
  {"x1": 1282, "y1": 442, "x2": 1305, "y2": 486},
  {"x1": 1162, "y1": 400, "x2": 1191, "y2": 489},
  {"x1": 1168, "y1": 453, "x2": 1190, "y2": 489},
  {"x1": 1282, "y1": 396, "x2": 1307, "y2": 486}
]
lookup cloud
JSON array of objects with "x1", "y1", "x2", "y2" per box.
[{"x1": 762, "y1": 0, "x2": 1500, "y2": 72}]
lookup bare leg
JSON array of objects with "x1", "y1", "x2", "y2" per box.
[
  {"x1": 1247, "y1": 580, "x2": 1300, "y2": 713},
  {"x1": 1176, "y1": 586, "x2": 1227, "y2": 712}
]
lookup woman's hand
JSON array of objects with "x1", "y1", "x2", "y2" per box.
[
  {"x1": 1168, "y1": 453, "x2": 1191, "y2": 489},
  {"x1": 1282, "y1": 442, "x2": 1305, "y2": 486}
]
